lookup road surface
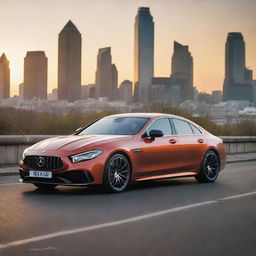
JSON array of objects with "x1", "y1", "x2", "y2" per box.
[{"x1": 0, "y1": 161, "x2": 255, "y2": 255}]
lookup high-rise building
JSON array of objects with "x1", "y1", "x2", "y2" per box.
[
  {"x1": 0, "y1": 53, "x2": 10, "y2": 99},
  {"x1": 171, "y1": 41, "x2": 193, "y2": 101},
  {"x1": 111, "y1": 64, "x2": 118, "y2": 100},
  {"x1": 134, "y1": 7, "x2": 154, "y2": 103},
  {"x1": 119, "y1": 80, "x2": 133, "y2": 104},
  {"x1": 58, "y1": 20, "x2": 81, "y2": 102},
  {"x1": 95, "y1": 47, "x2": 118, "y2": 100},
  {"x1": 149, "y1": 77, "x2": 180, "y2": 105},
  {"x1": 23, "y1": 51, "x2": 47, "y2": 99},
  {"x1": 223, "y1": 32, "x2": 253, "y2": 101},
  {"x1": 19, "y1": 83, "x2": 24, "y2": 99}
]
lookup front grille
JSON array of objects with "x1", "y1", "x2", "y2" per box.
[{"x1": 24, "y1": 155, "x2": 63, "y2": 170}]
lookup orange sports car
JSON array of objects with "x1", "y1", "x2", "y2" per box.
[{"x1": 19, "y1": 113, "x2": 226, "y2": 192}]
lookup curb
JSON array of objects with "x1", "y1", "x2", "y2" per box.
[
  {"x1": 1, "y1": 158, "x2": 256, "y2": 177},
  {"x1": 0, "y1": 172, "x2": 19, "y2": 176},
  {"x1": 226, "y1": 158, "x2": 256, "y2": 164}
]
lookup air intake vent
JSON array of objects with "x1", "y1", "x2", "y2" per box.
[{"x1": 24, "y1": 155, "x2": 63, "y2": 170}]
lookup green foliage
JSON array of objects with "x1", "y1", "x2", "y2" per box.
[
  {"x1": 0, "y1": 105, "x2": 255, "y2": 136},
  {"x1": 0, "y1": 107, "x2": 118, "y2": 135}
]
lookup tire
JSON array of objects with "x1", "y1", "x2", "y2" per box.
[
  {"x1": 195, "y1": 150, "x2": 220, "y2": 183},
  {"x1": 103, "y1": 153, "x2": 131, "y2": 193},
  {"x1": 33, "y1": 183, "x2": 57, "y2": 190}
]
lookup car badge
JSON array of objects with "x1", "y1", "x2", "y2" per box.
[{"x1": 37, "y1": 157, "x2": 45, "y2": 167}]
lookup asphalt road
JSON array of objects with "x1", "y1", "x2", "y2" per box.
[{"x1": 0, "y1": 161, "x2": 256, "y2": 256}]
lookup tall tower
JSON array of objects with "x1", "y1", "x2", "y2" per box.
[
  {"x1": 225, "y1": 32, "x2": 245, "y2": 85},
  {"x1": 0, "y1": 53, "x2": 10, "y2": 99},
  {"x1": 223, "y1": 32, "x2": 253, "y2": 101},
  {"x1": 134, "y1": 7, "x2": 154, "y2": 103},
  {"x1": 111, "y1": 64, "x2": 118, "y2": 100},
  {"x1": 95, "y1": 47, "x2": 118, "y2": 100},
  {"x1": 23, "y1": 51, "x2": 47, "y2": 99},
  {"x1": 171, "y1": 41, "x2": 193, "y2": 101},
  {"x1": 58, "y1": 20, "x2": 81, "y2": 102}
]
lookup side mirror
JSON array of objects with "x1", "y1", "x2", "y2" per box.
[
  {"x1": 142, "y1": 129, "x2": 164, "y2": 139},
  {"x1": 149, "y1": 129, "x2": 164, "y2": 138}
]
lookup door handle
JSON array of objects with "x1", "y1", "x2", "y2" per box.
[
  {"x1": 169, "y1": 139, "x2": 176, "y2": 144},
  {"x1": 197, "y1": 139, "x2": 204, "y2": 143}
]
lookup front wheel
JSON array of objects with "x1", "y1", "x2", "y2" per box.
[
  {"x1": 103, "y1": 154, "x2": 131, "y2": 193},
  {"x1": 195, "y1": 150, "x2": 220, "y2": 183},
  {"x1": 33, "y1": 183, "x2": 57, "y2": 190}
]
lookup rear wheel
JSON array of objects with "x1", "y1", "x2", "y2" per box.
[
  {"x1": 103, "y1": 154, "x2": 131, "y2": 193},
  {"x1": 33, "y1": 183, "x2": 57, "y2": 190},
  {"x1": 195, "y1": 150, "x2": 220, "y2": 183}
]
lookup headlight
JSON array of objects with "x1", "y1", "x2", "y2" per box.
[{"x1": 70, "y1": 150, "x2": 103, "y2": 163}]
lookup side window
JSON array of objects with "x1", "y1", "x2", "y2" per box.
[
  {"x1": 190, "y1": 124, "x2": 202, "y2": 134},
  {"x1": 147, "y1": 118, "x2": 173, "y2": 136},
  {"x1": 172, "y1": 119, "x2": 194, "y2": 135}
]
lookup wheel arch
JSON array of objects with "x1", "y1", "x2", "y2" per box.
[
  {"x1": 104, "y1": 149, "x2": 133, "y2": 181},
  {"x1": 206, "y1": 147, "x2": 221, "y2": 164}
]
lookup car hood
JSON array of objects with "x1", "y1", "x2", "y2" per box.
[{"x1": 29, "y1": 135, "x2": 133, "y2": 152}]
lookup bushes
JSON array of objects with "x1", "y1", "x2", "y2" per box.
[
  {"x1": 0, "y1": 108, "x2": 118, "y2": 135},
  {"x1": 0, "y1": 105, "x2": 255, "y2": 136}
]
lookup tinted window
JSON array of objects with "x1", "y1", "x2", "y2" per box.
[
  {"x1": 172, "y1": 119, "x2": 193, "y2": 135},
  {"x1": 78, "y1": 117, "x2": 149, "y2": 135},
  {"x1": 147, "y1": 118, "x2": 172, "y2": 136},
  {"x1": 190, "y1": 124, "x2": 202, "y2": 134}
]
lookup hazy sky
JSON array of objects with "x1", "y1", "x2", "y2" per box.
[{"x1": 0, "y1": 0, "x2": 255, "y2": 96}]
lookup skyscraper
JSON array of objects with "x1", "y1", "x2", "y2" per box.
[
  {"x1": 119, "y1": 80, "x2": 133, "y2": 104},
  {"x1": 95, "y1": 47, "x2": 118, "y2": 100},
  {"x1": 58, "y1": 20, "x2": 81, "y2": 102},
  {"x1": 134, "y1": 7, "x2": 154, "y2": 103},
  {"x1": 171, "y1": 41, "x2": 193, "y2": 101},
  {"x1": 23, "y1": 51, "x2": 47, "y2": 99},
  {"x1": 223, "y1": 32, "x2": 253, "y2": 101},
  {"x1": 0, "y1": 53, "x2": 10, "y2": 99},
  {"x1": 111, "y1": 64, "x2": 118, "y2": 100}
]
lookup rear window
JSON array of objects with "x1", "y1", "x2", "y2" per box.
[
  {"x1": 172, "y1": 119, "x2": 194, "y2": 135},
  {"x1": 190, "y1": 124, "x2": 202, "y2": 134}
]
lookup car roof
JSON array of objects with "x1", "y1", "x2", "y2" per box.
[
  {"x1": 105, "y1": 113, "x2": 206, "y2": 133},
  {"x1": 106, "y1": 113, "x2": 181, "y2": 119}
]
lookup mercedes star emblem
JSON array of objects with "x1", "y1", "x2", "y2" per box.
[{"x1": 37, "y1": 157, "x2": 45, "y2": 167}]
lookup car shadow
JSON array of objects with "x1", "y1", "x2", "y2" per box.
[{"x1": 21, "y1": 177, "x2": 199, "y2": 197}]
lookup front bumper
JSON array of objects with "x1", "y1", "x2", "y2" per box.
[{"x1": 19, "y1": 168, "x2": 94, "y2": 186}]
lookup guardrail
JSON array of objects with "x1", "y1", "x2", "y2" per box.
[{"x1": 0, "y1": 135, "x2": 256, "y2": 164}]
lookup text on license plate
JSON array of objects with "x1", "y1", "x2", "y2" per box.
[{"x1": 29, "y1": 170, "x2": 52, "y2": 178}]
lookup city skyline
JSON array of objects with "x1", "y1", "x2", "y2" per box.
[{"x1": 0, "y1": 0, "x2": 256, "y2": 96}]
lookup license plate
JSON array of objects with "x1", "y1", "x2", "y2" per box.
[{"x1": 29, "y1": 170, "x2": 52, "y2": 178}]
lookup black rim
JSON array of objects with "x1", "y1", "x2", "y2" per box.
[
  {"x1": 204, "y1": 152, "x2": 219, "y2": 180},
  {"x1": 108, "y1": 156, "x2": 130, "y2": 191}
]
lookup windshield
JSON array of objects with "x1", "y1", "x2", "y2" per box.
[{"x1": 78, "y1": 117, "x2": 149, "y2": 135}]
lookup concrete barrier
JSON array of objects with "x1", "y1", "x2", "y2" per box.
[
  {"x1": 0, "y1": 135, "x2": 55, "y2": 164},
  {"x1": 0, "y1": 135, "x2": 256, "y2": 164},
  {"x1": 220, "y1": 136, "x2": 256, "y2": 155}
]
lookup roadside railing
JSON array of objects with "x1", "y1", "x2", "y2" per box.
[{"x1": 0, "y1": 135, "x2": 256, "y2": 164}]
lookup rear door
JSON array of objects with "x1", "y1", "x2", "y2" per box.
[{"x1": 170, "y1": 118, "x2": 207, "y2": 171}]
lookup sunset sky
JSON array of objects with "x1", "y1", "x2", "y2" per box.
[{"x1": 0, "y1": 0, "x2": 255, "y2": 96}]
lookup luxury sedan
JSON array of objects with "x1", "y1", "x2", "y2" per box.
[{"x1": 19, "y1": 113, "x2": 226, "y2": 192}]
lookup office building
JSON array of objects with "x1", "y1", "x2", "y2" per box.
[
  {"x1": 58, "y1": 20, "x2": 81, "y2": 102},
  {"x1": 134, "y1": 7, "x2": 154, "y2": 103},
  {"x1": 95, "y1": 47, "x2": 118, "y2": 100},
  {"x1": 223, "y1": 32, "x2": 253, "y2": 101},
  {"x1": 0, "y1": 53, "x2": 10, "y2": 99},
  {"x1": 23, "y1": 51, "x2": 47, "y2": 99},
  {"x1": 171, "y1": 41, "x2": 193, "y2": 101}
]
